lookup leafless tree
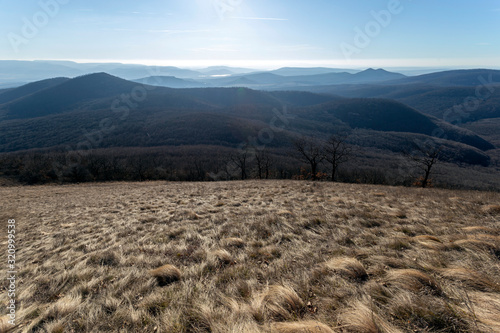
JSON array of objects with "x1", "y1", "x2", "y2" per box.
[
  {"x1": 292, "y1": 136, "x2": 325, "y2": 181},
  {"x1": 255, "y1": 149, "x2": 272, "y2": 179},
  {"x1": 230, "y1": 150, "x2": 249, "y2": 180},
  {"x1": 324, "y1": 133, "x2": 353, "y2": 182},
  {"x1": 405, "y1": 142, "x2": 442, "y2": 188}
]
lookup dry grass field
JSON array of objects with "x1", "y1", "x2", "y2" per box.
[{"x1": 1, "y1": 180, "x2": 499, "y2": 332}]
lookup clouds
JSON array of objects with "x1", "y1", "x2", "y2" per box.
[
  {"x1": 231, "y1": 16, "x2": 288, "y2": 21},
  {"x1": 112, "y1": 28, "x2": 212, "y2": 35}
]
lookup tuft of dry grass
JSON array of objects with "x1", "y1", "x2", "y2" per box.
[
  {"x1": 0, "y1": 317, "x2": 15, "y2": 333},
  {"x1": 384, "y1": 269, "x2": 442, "y2": 295},
  {"x1": 222, "y1": 237, "x2": 246, "y2": 248},
  {"x1": 413, "y1": 235, "x2": 441, "y2": 243},
  {"x1": 339, "y1": 300, "x2": 402, "y2": 333},
  {"x1": 438, "y1": 267, "x2": 500, "y2": 292},
  {"x1": 322, "y1": 257, "x2": 368, "y2": 281},
  {"x1": 469, "y1": 292, "x2": 500, "y2": 331},
  {"x1": 270, "y1": 320, "x2": 335, "y2": 333},
  {"x1": 209, "y1": 249, "x2": 236, "y2": 268},
  {"x1": 462, "y1": 226, "x2": 498, "y2": 234},
  {"x1": 452, "y1": 238, "x2": 498, "y2": 253},
  {"x1": 483, "y1": 204, "x2": 500, "y2": 215},
  {"x1": 253, "y1": 285, "x2": 305, "y2": 322},
  {"x1": 42, "y1": 321, "x2": 65, "y2": 333},
  {"x1": 413, "y1": 235, "x2": 447, "y2": 250},
  {"x1": 149, "y1": 264, "x2": 182, "y2": 286},
  {"x1": 87, "y1": 250, "x2": 120, "y2": 267},
  {"x1": 388, "y1": 291, "x2": 468, "y2": 331}
]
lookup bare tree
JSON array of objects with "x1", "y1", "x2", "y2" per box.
[
  {"x1": 405, "y1": 142, "x2": 442, "y2": 188},
  {"x1": 255, "y1": 149, "x2": 272, "y2": 180},
  {"x1": 324, "y1": 133, "x2": 353, "y2": 182},
  {"x1": 230, "y1": 150, "x2": 249, "y2": 180},
  {"x1": 194, "y1": 160, "x2": 206, "y2": 181},
  {"x1": 292, "y1": 136, "x2": 325, "y2": 181}
]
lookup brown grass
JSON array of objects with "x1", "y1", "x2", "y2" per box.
[
  {"x1": 483, "y1": 204, "x2": 500, "y2": 214},
  {"x1": 222, "y1": 237, "x2": 246, "y2": 248},
  {"x1": 253, "y1": 285, "x2": 305, "y2": 322},
  {"x1": 339, "y1": 300, "x2": 402, "y2": 333},
  {"x1": 149, "y1": 264, "x2": 182, "y2": 286},
  {"x1": 452, "y1": 239, "x2": 498, "y2": 252},
  {"x1": 438, "y1": 267, "x2": 500, "y2": 292},
  {"x1": 322, "y1": 257, "x2": 368, "y2": 281},
  {"x1": 209, "y1": 249, "x2": 236, "y2": 268},
  {"x1": 270, "y1": 320, "x2": 335, "y2": 332},
  {"x1": 1, "y1": 180, "x2": 499, "y2": 332},
  {"x1": 384, "y1": 269, "x2": 442, "y2": 295},
  {"x1": 469, "y1": 292, "x2": 500, "y2": 331},
  {"x1": 413, "y1": 235, "x2": 447, "y2": 250},
  {"x1": 0, "y1": 317, "x2": 15, "y2": 333},
  {"x1": 462, "y1": 226, "x2": 498, "y2": 234}
]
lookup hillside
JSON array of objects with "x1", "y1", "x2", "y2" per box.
[
  {"x1": 270, "y1": 67, "x2": 359, "y2": 76},
  {"x1": 463, "y1": 118, "x2": 500, "y2": 147},
  {"x1": 0, "y1": 77, "x2": 494, "y2": 155},
  {"x1": 387, "y1": 69, "x2": 500, "y2": 87},
  {"x1": 0, "y1": 73, "x2": 216, "y2": 120},
  {"x1": 1, "y1": 181, "x2": 499, "y2": 332},
  {"x1": 133, "y1": 76, "x2": 206, "y2": 88},
  {"x1": 198, "y1": 69, "x2": 407, "y2": 88},
  {"x1": 0, "y1": 73, "x2": 498, "y2": 189},
  {"x1": 297, "y1": 99, "x2": 494, "y2": 151},
  {"x1": 0, "y1": 73, "x2": 142, "y2": 120},
  {"x1": 0, "y1": 77, "x2": 69, "y2": 105},
  {"x1": 296, "y1": 82, "x2": 500, "y2": 126}
]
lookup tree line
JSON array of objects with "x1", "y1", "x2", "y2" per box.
[{"x1": 0, "y1": 133, "x2": 442, "y2": 188}]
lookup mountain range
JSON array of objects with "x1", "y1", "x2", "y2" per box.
[{"x1": 0, "y1": 65, "x2": 499, "y2": 189}]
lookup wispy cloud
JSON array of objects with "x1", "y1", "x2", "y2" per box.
[
  {"x1": 117, "y1": 11, "x2": 173, "y2": 16},
  {"x1": 191, "y1": 47, "x2": 238, "y2": 53},
  {"x1": 277, "y1": 44, "x2": 321, "y2": 52},
  {"x1": 113, "y1": 29, "x2": 210, "y2": 35},
  {"x1": 231, "y1": 16, "x2": 288, "y2": 21}
]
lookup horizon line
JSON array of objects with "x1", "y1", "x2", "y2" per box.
[{"x1": 1, "y1": 58, "x2": 500, "y2": 71}]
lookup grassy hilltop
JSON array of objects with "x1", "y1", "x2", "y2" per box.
[{"x1": 1, "y1": 180, "x2": 499, "y2": 332}]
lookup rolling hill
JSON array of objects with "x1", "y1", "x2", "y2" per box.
[
  {"x1": 387, "y1": 69, "x2": 500, "y2": 87},
  {"x1": 0, "y1": 73, "x2": 217, "y2": 120},
  {"x1": 293, "y1": 81, "x2": 500, "y2": 124},
  {"x1": 0, "y1": 74, "x2": 494, "y2": 157},
  {"x1": 0, "y1": 77, "x2": 70, "y2": 106},
  {"x1": 296, "y1": 98, "x2": 494, "y2": 151},
  {"x1": 269, "y1": 67, "x2": 359, "y2": 76},
  {"x1": 133, "y1": 76, "x2": 206, "y2": 88},
  {"x1": 197, "y1": 68, "x2": 407, "y2": 88}
]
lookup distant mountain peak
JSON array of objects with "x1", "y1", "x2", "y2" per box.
[
  {"x1": 362, "y1": 68, "x2": 387, "y2": 73},
  {"x1": 74, "y1": 72, "x2": 119, "y2": 79}
]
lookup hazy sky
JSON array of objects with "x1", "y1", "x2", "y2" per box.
[{"x1": 1, "y1": 0, "x2": 499, "y2": 69}]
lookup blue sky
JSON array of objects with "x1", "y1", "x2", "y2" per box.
[{"x1": 0, "y1": 0, "x2": 499, "y2": 69}]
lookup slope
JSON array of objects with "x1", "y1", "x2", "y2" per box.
[
  {"x1": 0, "y1": 77, "x2": 70, "y2": 105},
  {"x1": 297, "y1": 99, "x2": 495, "y2": 151}
]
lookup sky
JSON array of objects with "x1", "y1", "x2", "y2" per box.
[{"x1": 0, "y1": 0, "x2": 499, "y2": 69}]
